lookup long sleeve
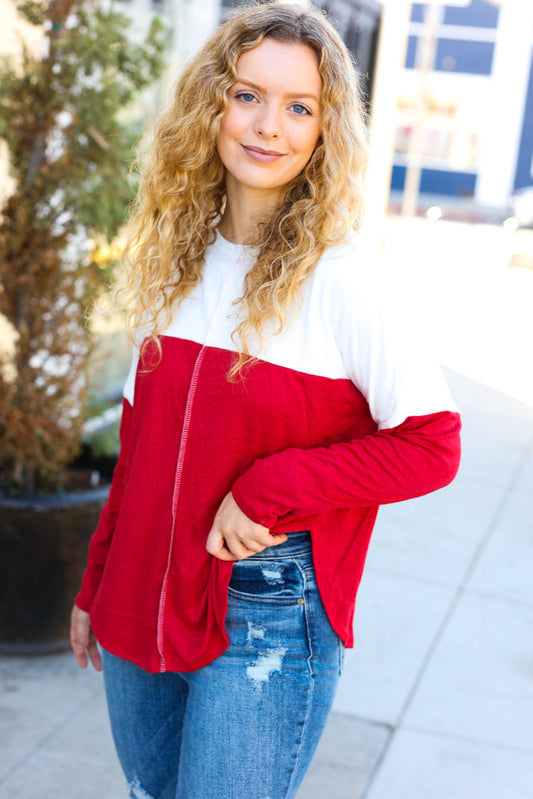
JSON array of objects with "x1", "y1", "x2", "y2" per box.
[
  {"x1": 232, "y1": 410, "x2": 461, "y2": 528},
  {"x1": 232, "y1": 242, "x2": 461, "y2": 528},
  {"x1": 75, "y1": 398, "x2": 133, "y2": 611},
  {"x1": 73, "y1": 234, "x2": 462, "y2": 670}
]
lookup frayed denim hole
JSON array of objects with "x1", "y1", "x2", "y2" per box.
[
  {"x1": 128, "y1": 776, "x2": 156, "y2": 799},
  {"x1": 261, "y1": 565, "x2": 284, "y2": 585},
  {"x1": 247, "y1": 621, "x2": 266, "y2": 645},
  {"x1": 245, "y1": 647, "x2": 288, "y2": 691}
]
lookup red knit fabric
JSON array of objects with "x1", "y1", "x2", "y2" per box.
[{"x1": 76, "y1": 337, "x2": 461, "y2": 673}]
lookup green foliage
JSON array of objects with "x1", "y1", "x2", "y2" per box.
[
  {"x1": 0, "y1": 4, "x2": 166, "y2": 239},
  {"x1": 16, "y1": 0, "x2": 48, "y2": 26},
  {"x1": 83, "y1": 422, "x2": 121, "y2": 459},
  {"x1": 82, "y1": 393, "x2": 121, "y2": 458},
  {"x1": 0, "y1": 0, "x2": 166, "y2": 493}
]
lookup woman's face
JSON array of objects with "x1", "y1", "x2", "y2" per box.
[{"x1": 216, "y1": 38, "x2": 322, "y2": 200}]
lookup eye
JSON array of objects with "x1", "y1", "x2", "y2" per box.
[
  {"x1": 235, "y1": 91, "x2": 257, "y2": 103},
  {"x1": 290, "y1": 102, "x2": 312, "y2": 116}
]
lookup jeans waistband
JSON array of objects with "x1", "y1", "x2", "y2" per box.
[{"x1": 245, "y1": 530, "x2": 312, "y2": 559}]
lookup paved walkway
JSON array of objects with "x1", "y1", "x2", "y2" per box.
[{"x1": 1, "y1": 219, "x2": 532, "y2": 798}]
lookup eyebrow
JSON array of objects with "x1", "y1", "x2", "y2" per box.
[{"x1": 234, "y1": 78, "x2": 320, "y2": 103}]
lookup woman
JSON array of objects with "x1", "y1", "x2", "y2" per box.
[{"x1": 71, "y1": 4, "x2": 461, "y2": 798}]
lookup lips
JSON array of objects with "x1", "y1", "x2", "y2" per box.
[{"x1": 241, "y1": 144, "x2": 286, "y2": 163}]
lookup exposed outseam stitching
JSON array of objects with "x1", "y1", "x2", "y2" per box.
[
  {"x1": 284, "y1": 560, "x2": 314, "y2": 799},
  {"x1": 156, "y1": 254, "x2": 244, "y2": 671}
]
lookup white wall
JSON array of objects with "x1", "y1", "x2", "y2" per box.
[
  {"x1": 476, "y1": 8, "x2": 533, "y2": 207},
  {"x1": 163, "y1": 0, "x2": 221, "y2": 87},
  {"x1": 363, "y1": 0, "x2": 412, "y2": 235}
]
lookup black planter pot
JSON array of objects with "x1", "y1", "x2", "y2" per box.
[{"x1": 0, "y1": 487, "x2": 109, "y2": 655}]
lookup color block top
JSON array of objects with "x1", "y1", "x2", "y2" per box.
[{"x1": 76, "y1": 231, "x2": 461, "y2": 673}]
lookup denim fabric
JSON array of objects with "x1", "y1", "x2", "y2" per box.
[{"x1": 102, "y1": 532, "x2": 344, "y2": 799}]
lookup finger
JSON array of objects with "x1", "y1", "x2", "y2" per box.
[
  {"x1": 211, "y1": 547, "x2": 236, "y2": 561},
  {"x1": 207, "y1": 526, "x2": 258, "y2": 561},
  {"x1": 238, "y1": 531, "x2": 286, "y2": 551},
  {"x1": 223, "y1": 534, "x2": 258, "y2": 561},
  {"x1": 206, "y1": 528, "x2": 235, "y2": 560},
  {"x1": 70, "y1": 628, "x2": 88, "y2": 669},
  {"x1": 70, "y1": 606, "x2": 97, "y2": 670},
  {"x1": 239, "y1": 539, "x2": 266, "y2": 554},
  {"x1": 266, "y1": 533, "x2": 288, "y2": 547},
  {"x1": 71, "y1": 638, "x2": 89, "y2": 669},
  {"x1": 206, "y1": 528, "x2": 225, "y2": 556},
  {"x1": 87, "y1": 637, "x2": 103, "y2": 672}
]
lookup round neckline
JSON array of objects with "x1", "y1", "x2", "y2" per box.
[
  {"x1": 214, "y1": 228, "x2": 259, "y2": 258},
  {"x1": 214, "y1": 228, "x2": 247, "y2": 252}
]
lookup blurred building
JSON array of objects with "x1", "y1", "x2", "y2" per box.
[
  {"x1": 392, "y1": 0, "x2": 533, "y2": 208},
  {"x1": 117, "y1": 0, "x2": 533, "y2": 214},
  {"x1": 4, "y1": 0, "x2": 531, "y2": 215},
  {"x1": 118, "y1": 0, "x2": 382, "y2": 102}
]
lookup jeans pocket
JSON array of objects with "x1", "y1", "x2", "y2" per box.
[{"x1": 228, "y1": 558, "x2": 304, "y2": 605}]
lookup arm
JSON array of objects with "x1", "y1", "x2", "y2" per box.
[
  {"x1": 71, "y1": 397, "x2": 134, "y2": 670},
  {"x1": 232, "y1": 249, "x2": 461, "y2": 528},
  {"x1": 231, "y1": 410, "x2": 461, "y2": 527},
  {"x1": 74, "y1": 397, "x2": 133, "y2": 611},
  {"x1": 74, "y1": 344, "x2": 139, "y2": 610},
  {"x1": 72, "y1": 346, "x2": 141, "y2": 666}
]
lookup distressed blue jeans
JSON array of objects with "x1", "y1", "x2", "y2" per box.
[{"x1": 102, "y1": 532, "x2": 344, "y2": 799}]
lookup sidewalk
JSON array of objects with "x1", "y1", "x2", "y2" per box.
[{"x1": 1, "y1": 218, "x2": 532, "y2": 798}]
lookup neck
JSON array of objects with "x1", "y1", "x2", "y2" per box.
[{"x1": 217, "y1": 176, "x2": 283, "y2": 245}]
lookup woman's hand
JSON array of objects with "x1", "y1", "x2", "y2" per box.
[
  {"x1": 206, "y1": 492, "x2": 287, "y2": 561},
  {"x1": 70, "y1": 605, "x2": 102, "y2": 671}
]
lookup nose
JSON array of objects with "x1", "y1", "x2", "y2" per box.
[{"x1": 254, "y1": 103, "x2": 281, "y2": 139}]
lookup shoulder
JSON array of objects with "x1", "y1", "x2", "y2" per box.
[
  {"x1": 311, "y1": 231, "x2": 390, "y2": 316},
  {"x1": 311, "y1": 232, "x2": 429, "y2": 357}
]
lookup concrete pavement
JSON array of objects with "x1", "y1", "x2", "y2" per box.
[{"x1": 1, "y1": 218, "x2": 532, "y2": 798}]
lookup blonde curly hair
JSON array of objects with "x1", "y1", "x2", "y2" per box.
[{"x1": 116, "y1": 1, "x2": 369, "y2": 375}]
